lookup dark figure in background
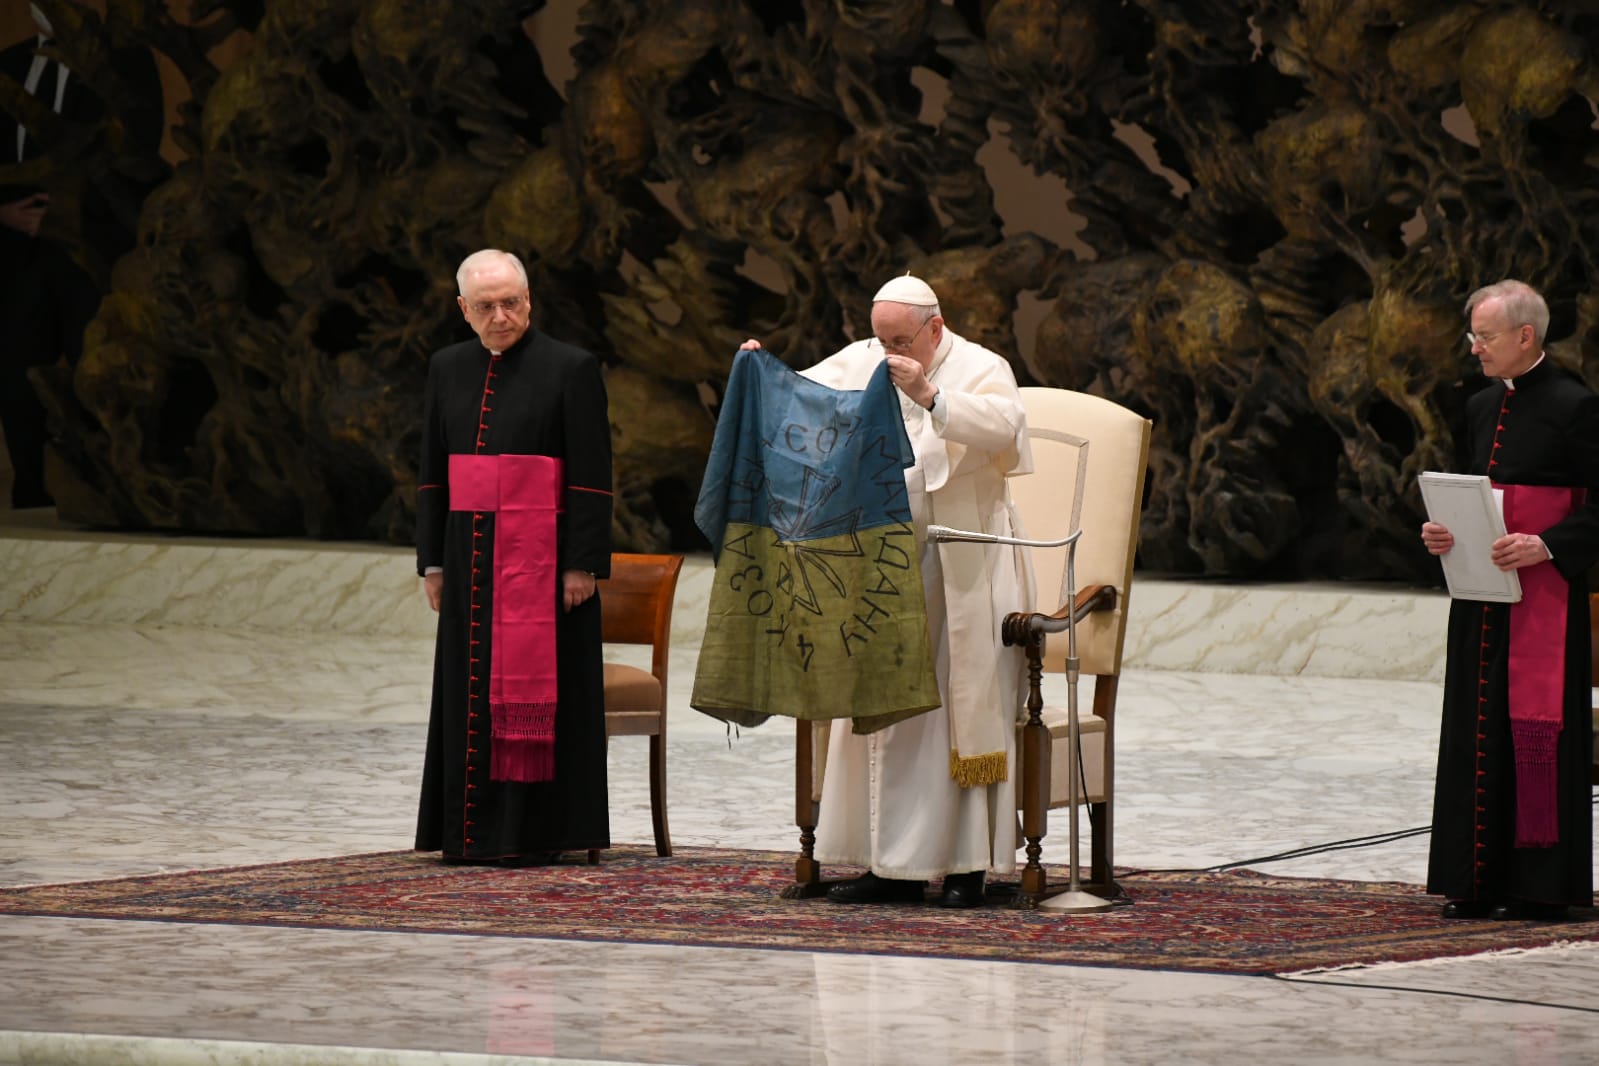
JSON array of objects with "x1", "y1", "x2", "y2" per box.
[
  {"x1": 1421, "y1": 279, "x2": 1597, "y2": 922},
  {"x1": 0, "y1": 187, "x2": 92, "y2": 508},
  {"x1": 414, "y1": 249, "x2": 614, "y2": 866},
  {"x1": 0, "y1": 3, "x2": 164, "y2": 508},
  {"x1": 0, "y1": 4, "x2": 165, "y2": 279}
]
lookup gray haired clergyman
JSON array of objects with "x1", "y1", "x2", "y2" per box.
[
  {"x1": 1420, "y1": 278, "x2": 1598, "y2": 921},
  {"x1": 413, "y1": 249, "x2": 615, "y2": 867}
]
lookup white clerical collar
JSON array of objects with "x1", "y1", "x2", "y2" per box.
[{"x1": 1503, "y1": 352, "x2": 1545, "y2": 391}]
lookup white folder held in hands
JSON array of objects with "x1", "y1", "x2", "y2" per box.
[{"x1": 1418, "y1": 472, "x2": 1522, "y2": 603}]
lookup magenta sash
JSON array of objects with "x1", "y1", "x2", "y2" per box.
[
  {"x1": 449, "y1": 454, "x2": 563, "y2": 783},
  {"x1": 1496, "y1": 482, "x2": 1581, "y2": 847}
]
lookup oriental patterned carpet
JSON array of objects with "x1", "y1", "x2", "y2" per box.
[{"x1": 3, "y1": 845, "x2": 1595, "y2": 976}]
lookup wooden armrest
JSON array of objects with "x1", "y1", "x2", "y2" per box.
[
  {"x1": 1051, "y1": 583, "x2": 1118, "y2": 623},
  {"x1": 1002, "y1": 584, "x2": 1118, "y2": 647}
]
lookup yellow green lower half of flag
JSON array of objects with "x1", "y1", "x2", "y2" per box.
[{"x1": 690, "y1": 522, "x2": 941, "y2": 724}]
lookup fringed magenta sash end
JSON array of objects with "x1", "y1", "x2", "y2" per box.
[
  {"x1": 1511, "y1": 718, "x2": 1561, "y2": 847},
  {"x1": 490, "y1": 699, "x2": 559, "y2": 783}
]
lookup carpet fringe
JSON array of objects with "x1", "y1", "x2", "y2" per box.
[{"x1": 1279, "y1": 939, "x2": 1598, "y2": 978}]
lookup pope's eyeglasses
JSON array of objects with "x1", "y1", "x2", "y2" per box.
[{"x1": 869, "y1": 317, "x2": 931, "y2": 354}]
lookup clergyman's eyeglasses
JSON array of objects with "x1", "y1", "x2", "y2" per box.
[
  {"x1": 1465, "y1": 327, "x2": 1523, "y2": 347},
  {"x1": 467, "y1": 296, "x2": 527, "y2": 317}
]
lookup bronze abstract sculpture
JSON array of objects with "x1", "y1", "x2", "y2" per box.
[{"x1": 12, "y1": 1, "x2": 1599, "y2": 581}]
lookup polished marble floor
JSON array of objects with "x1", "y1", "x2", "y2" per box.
[{"x1": 0, "y1": 513, "x2": 1595, "y2": 1065}]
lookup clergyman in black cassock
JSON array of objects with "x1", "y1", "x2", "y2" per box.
[
  {"x1": 414, "y1": 250, "x2": 613, "y2": 864},
  {"x1": 1422, "y1": 280, "x2": 1597, "y2": 920}
]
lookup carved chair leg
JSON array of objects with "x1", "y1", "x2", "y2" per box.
[
  {"x1": 1017, "y1": 717, "x2": 1050, "y2": 904},
  {"x1": 1013, "y1": 636, "x2": 1050, "y2": 908},
  {"x1": 783, "y1": 718, "x2": 826, "y2": 898}
]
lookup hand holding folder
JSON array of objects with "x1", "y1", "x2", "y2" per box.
[{"x1": 1418, "y1": 472, "x2": 1522, "y2": 603}]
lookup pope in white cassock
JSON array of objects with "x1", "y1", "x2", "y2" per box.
[{"x1": 741, "y1": 274, "x2": 1033, "y2": 908}]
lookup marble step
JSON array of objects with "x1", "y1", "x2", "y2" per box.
[{"x1": 0, "y1": 517, "x2": 1449, "y2": 683}]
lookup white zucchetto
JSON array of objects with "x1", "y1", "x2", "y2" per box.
[{"x1": 872, "y1": 274, "x2": 939, "y2": 307}]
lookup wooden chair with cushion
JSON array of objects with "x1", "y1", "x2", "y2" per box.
[
  {"x1": 1004, "y1": 387, "x2": 1152, "y2": 904},
  {"x1": 589, "y1": 552, "x2": 684, "y2": 861}
]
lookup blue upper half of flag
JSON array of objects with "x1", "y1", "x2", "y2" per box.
[{"x1": 695, "y1": 348, "x2": 916, "y2": 559}]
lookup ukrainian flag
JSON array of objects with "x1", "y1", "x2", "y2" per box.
[{"x1": 691, "y1": 348, "x2": 940, "y2": 729}]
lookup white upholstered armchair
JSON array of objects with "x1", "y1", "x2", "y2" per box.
[{"x1": 1002, "y1": 387, "x2": 1152, "y2": 903}]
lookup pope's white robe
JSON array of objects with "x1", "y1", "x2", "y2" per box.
[{"x1": 802, "y1": 328, "x2": 1032, "y2": 879}]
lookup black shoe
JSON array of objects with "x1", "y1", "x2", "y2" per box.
[
  {"x1": 939, "y1": 870, "x2": 986, "y2": 909},
  {"x1": 1441, "y1": 899, "x2": 1491, "y2": 920},
  {"x1": 498, "y1": 851, "x2": 561, "y2": 868},
  {"x1": 1490, "y1": 899, "x2": 1570, "y2": 921},
  {"x1": 826, "y1": 871, "x2": 926, "y2": 904}
]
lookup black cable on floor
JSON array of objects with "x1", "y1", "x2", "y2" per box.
[
  {"x1": 1116, "y1": 825, "x2": 1431, "y2": 878},
  {"x1": 1267, "y1": 972, "x2": 1599, "y2": 1015},
  {"x1": 1117, "y1": 789, "x2": 1599, "y2": 879}
]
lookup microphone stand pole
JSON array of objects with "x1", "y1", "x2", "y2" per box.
[{"x1": 928, "y1": 523, "x2": 1111, "y2": 915}]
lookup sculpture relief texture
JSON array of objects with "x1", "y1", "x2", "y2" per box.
[{"x1": 14, "y1": 0, "x2": 1599, "y2": 580}]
